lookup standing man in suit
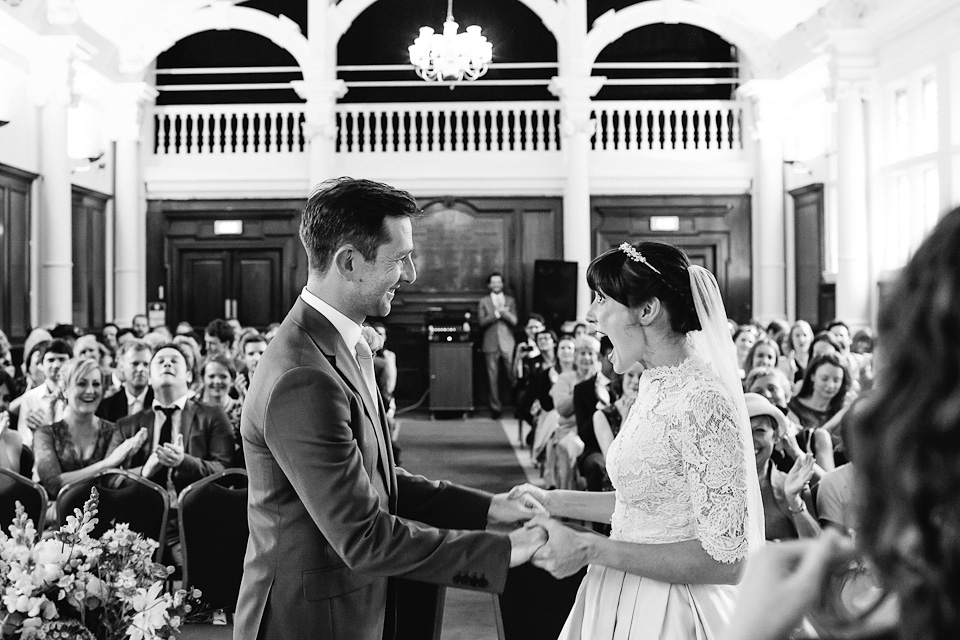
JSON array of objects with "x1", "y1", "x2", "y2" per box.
[
  {"x1": 478, "y1": 272, "x2": 518, "y2": 419},
  {"x1": 97, "y1": 339, "x2": 154, "y2": 423},
  {"x1": 235, "y1": 178, "x2": 546, "y2": 640},
  {"x1": 110, "y1": 342, "x2": 235, "y2": 494}
]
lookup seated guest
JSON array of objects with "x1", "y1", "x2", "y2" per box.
[
  {"x1": 787, "y1": 353, "x2": 854, "y2": 472},
  {"x1": 546, "y1": 335, "x2": 601, "y2": 490},
  {"x1": 101, "y1": 323, "x2": 120, "y2": 354},
  {"x1": 13, "y1": 339, "x2": 72, "y2": 449},
  {"x1": 110, "y1": 343, "x2": 235, "y2": 493},
  {"x1": 131, "y1": 313, "x2": 149, "y2": 339},
  {"x1": 171, "y1": 334, "x2": 203, "y2": 395},
  {"x1": 780, "y1": 319, "x2": 814, "y2": 385},
  {"x1": 34, "y1": 358, "x2": 147, "y2": 499},
  {"x1": 745, "y1": 393, "x2": 820, "y2": 541},
  {"x1": 0, "y1": 369, "x2": 24, "y2": 473},
  {"x1": 733, "y1": 324, "x2": 758, "y2": 379},
  {"x1": 512, "y1": 314, "x2": 546, "y2": 394},
  {"x1": 516, "y1": 329, "x2": 557, "y2": 436},
  {"x1": 198, "y1": 354, "x2": 243, "y2": 449},
  {"x1": 743, "y1": 337, "x2": 781, "y2": 388},
  {"x1": 115, "y1": 327, "x2": 136, "y2": 347},
  {"x1": 234, "y1": 332, "x2": 268, "y2": 398},
  {"x1": 592, "y1": 361, "x2": 642, "y2": 482},
  {"x1": 73, "y1": 335, "x2": 101, "y2": 362},
  {"x1": 571, "y1": 339, "x2": 612, "y2": 493},
  {"x1": 745, "y1": 365, "x2": 825, "y2": 483},
  {"x1": 817, "y1": 407, "x2": 860, "y2": 534},
  {"x1": 203, "y1": 318, "x2": 235, "y2": 357},
  {"x1": 97, "y1": 339, "x2": 154, "y2": 423}
]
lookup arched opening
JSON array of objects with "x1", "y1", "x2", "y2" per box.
[
  {"x1": 592, "y1": 23, "x2": 738, "y2": 101},
  {"x1": 156, "y1": 30, "x2": 304, "y2": 105}
]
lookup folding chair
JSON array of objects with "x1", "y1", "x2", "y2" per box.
[{"x1": 0, "y1": 467, "x2": 47, "y2": 532}]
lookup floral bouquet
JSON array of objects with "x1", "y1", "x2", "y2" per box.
[{"x1": 0, "y1": 489, "x2": 202, "y2": 640}]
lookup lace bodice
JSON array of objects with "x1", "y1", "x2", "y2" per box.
[{"x1": 605, "y1": 356, "x2": 749, "y2": 564}]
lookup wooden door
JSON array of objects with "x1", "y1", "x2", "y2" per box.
[
  {"x1": 0, "y1": 165, "x2": 33, "y2": 342},
  {"x1": 179, "y1": 250, "x2": 232, "y2": 328},
  {"x1": 232, "y1": 250, "x2": 281, "y2": 328},
  {"x1": 177, "y1": 248, "x2": 283, "y2": 330},
  {"x1": 72, "y1": 188, "x2": 109, "y2": 331},
  {"x1": 790, "y1": 184, "x2": 825, "y2": 326}
]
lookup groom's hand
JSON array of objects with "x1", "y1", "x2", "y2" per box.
[
  {"x1": 531, "y1": 518, "x2": 590, "y2": 579},
  {"x1": 508, "y1": 522, "x2": 547, "y2": 567},
  {"x1": 488, "y1": 491, "x2": 547, "y2": 526}
]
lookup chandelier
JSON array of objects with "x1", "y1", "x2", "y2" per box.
[{"x1": 408, "y1": 0, "x2": 493, "y2": 86}]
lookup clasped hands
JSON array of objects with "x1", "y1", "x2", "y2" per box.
[{"x1": 489, "y1": 484, "x2": 590, "y2": 579}]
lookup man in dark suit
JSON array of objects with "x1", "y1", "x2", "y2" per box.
[
  {"x1": 110, "y1": 342, "x2": 235, "y2": 494},
  {"x1": 235, "y1": 178, "x2": 546, "y2": 640},
  {"x1": 478, "y1": 272, "x2": 518, "y2": 419},
  {"x1": 97, "y1": 339, "x2": 154, "y2": 423}
]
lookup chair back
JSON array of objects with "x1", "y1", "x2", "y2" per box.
[
  {"x1": 0, "y1": 467, "x2": 47, "y2": 532},
  {"x1": 178, "y1": 469, "x2": 248, "y2": 610},
  {"x1": 57, "y1": 469, "x2": 169, "y2": 559}
]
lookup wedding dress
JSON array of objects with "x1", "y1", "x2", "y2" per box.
[{"x1": 559, "y1": 355, "x2": 750, "y2": 640}]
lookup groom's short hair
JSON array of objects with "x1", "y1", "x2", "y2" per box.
[{"x1": 299, "y1": 177, "x2": 424, "y2": 274}]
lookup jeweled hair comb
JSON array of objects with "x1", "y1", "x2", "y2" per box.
[{"x1": 619, "y1": 242, "x2": 661, "y2": 275}]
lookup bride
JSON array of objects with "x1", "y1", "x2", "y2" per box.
[{"x1": 511, "y1": 241, "x2": 764, "y2": 639}]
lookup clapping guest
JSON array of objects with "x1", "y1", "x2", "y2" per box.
[
  {"x1": 203, "y1": 318, "x2": 235, "y2": 357},
  {"x1": 34, "y1": 358, "x2": 147, "y2": 499},
  {"x1": 234, "y1": 332, "x2": 268, "y2": 398},
  {"x1": 745, "y1": 393, "x2": 820, "y2": 541},
  {"x1": 12, "y1": 339, "x2": 72, "y2": 449},
  {"x1": 198, "y1": 354, "x2": 243, "y2": 449},
  {"x1": 110, "y1": 343, "x2": 235, "y2": 492},
  {"x1": 171, "y1": 334, "x2": 203, "y2": 395}
]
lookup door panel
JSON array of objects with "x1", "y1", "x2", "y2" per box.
[
  {"x1": 233, "y1": 251, "x2": 281, "y2": 328},
  {"x1": 179, "y1": 251, "x2": 231, "y2": 328}
]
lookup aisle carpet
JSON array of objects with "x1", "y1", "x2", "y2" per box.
[{"x1": 398, "y1": 417, "x2": 528, "y2": 493}]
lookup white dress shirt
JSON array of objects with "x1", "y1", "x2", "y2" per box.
[
  {"x1": 151, "y1": 393, "x2": 190, "y2": 452},
  {"x1": 300, "y1": 287, "x2": 363, "y2": 353}
]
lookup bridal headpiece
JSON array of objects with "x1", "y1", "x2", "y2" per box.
[{"x1": 619, "y1": 242, "x2": 662, "y2": 275}]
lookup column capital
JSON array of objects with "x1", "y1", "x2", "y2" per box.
[
  {"x1": 29, "y1": 35, "x2": 91, "y2": 107},
  {"x1": 548, "y1": 76, "x2": 605, "y2": 102},
  {"x1": 819, "y1": 0, "x2": 877, "y2": 30},
  {"x1": 549, "y1": 76, "x2": 605, "y2": 137},
  {"x1": 106, "y1": 82, "x2": 159, "y2": 142},
  {"x1": 292, "y1": 80, "x2": 348, "y2": 141}
]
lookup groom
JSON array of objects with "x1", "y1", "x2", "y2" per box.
[{"x1": 234, "y1": 178, "x2": 546, "y2": 640}]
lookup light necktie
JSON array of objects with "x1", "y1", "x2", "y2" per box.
[{"x1": 355, "y1": 338, "x2": 380, "y2": 402}]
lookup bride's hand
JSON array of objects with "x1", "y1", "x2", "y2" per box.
[{"x1": 507, "y1": 483, "x2": 551, "y2": 515}]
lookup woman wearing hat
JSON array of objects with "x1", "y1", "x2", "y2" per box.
[{"x1": 745, "y1": 393, "x2": 820, "y2": 541}]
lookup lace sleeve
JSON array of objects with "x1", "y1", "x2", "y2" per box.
[{"x1": 681, "y1": 384, "x2": 750, "y2": 564}]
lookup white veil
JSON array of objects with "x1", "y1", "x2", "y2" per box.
[{"x1": 686, "y1": 265, "x2": 766, "y2": 554}]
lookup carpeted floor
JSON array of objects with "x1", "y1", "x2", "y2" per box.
[
  {"x1": 398, "y1": 416, "x2": 530, "y2": 493},
  {"x1": 399, "y1": 415, "x2": 531, "y2": 640}
]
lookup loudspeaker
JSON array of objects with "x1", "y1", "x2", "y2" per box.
[{"x1": 533, "y1": 260, "x2": 578, "y2": 331}]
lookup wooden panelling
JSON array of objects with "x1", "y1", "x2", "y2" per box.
[
  {"x1": 790, "y1": 184, "x2": 825, "y2": 327},
  {"x1": 0, "y1": 164, "x2": 35, "y2": 343},
  {"x1": 73, "y1": 187, "x2": 109, "y2": 331},
  {"x1": 591, "y1": 194, "x2": 752, "y2": 322}
]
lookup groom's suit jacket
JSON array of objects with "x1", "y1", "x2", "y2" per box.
[{"x1": 234, "y1": 298, "x2": 511, "y2": 640}]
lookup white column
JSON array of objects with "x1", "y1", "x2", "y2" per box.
[
  {"x1": 107, "y1": 82, "x2": 158, "y2": 324},
  {"x1": 549, "y1": 76, "x2": 605, "y2": 319},
  {"x1": 293, "y1": 80, "x2": 348, "y2": 186},
  {"x1": 833, "y1": 79, "x2": 872, "y2": 327},
  {"x1": 738, "y1": 80, "x2": 788, "y2": 323},
  {"x1": 31, "y1": 40, "x2": 76, "y2": 326}
]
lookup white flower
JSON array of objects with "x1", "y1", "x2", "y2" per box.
[
  {"x1": 32, "y1": 540, "x2": 69, "y2": 583},
  {"x1": 126, "y1": 582, "x2": 169, "y2": 640}
]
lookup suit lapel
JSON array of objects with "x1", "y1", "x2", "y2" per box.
[
  {"x1": 333, "y1": 339, "x2": 392, "y2": 493},
  {"x1": 179, "y1": 400, "x2": 196, "y2": 447},
  {"x1": 292, "y1": 299, "x2": 393, "y2": 496}
]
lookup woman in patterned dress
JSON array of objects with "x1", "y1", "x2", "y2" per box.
[{"x1": 510, "y1": 241, "x2": 764, "y2": 640}]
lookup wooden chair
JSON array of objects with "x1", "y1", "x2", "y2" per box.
[
  {"x1": 177, "y1": 469, "x2": 248, "y2": 611},
  {"x1": 0, "y1": 467, "x2": 47, "y2": 532},
  {"x1": 57, "y1": 469, "x2": 169, "y2": 559}
]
